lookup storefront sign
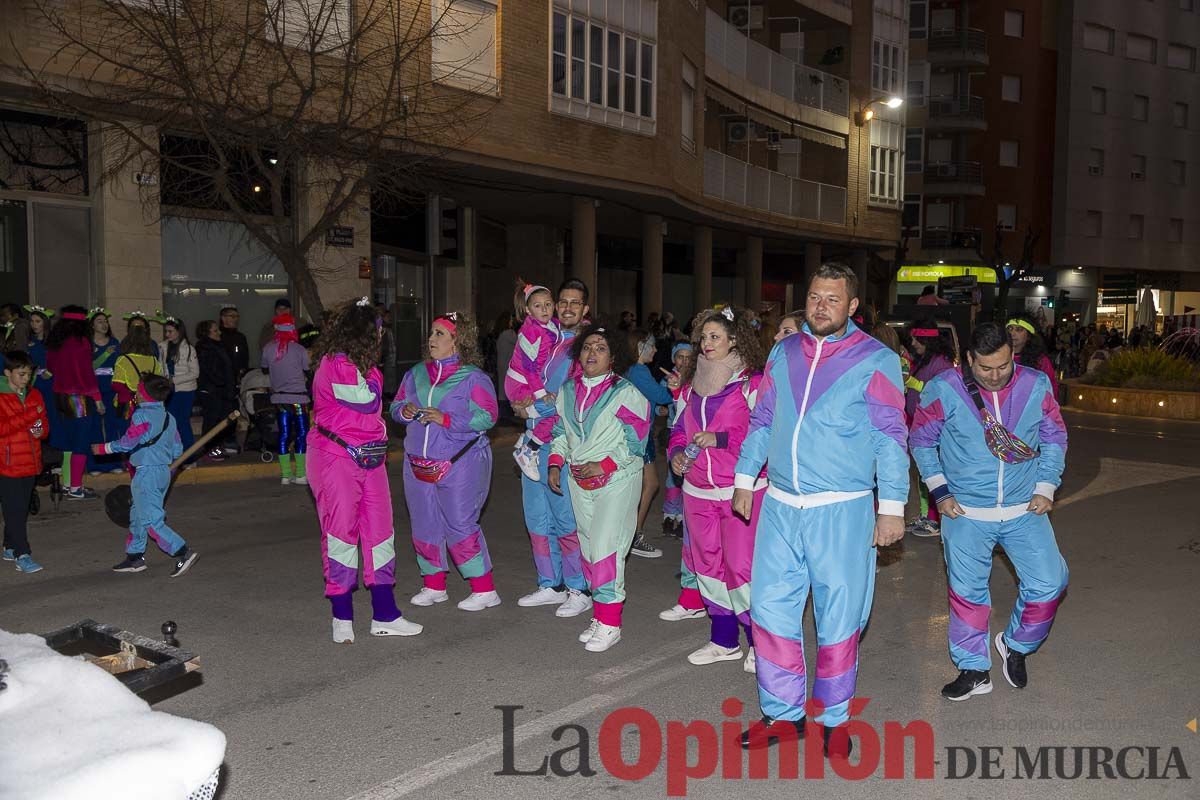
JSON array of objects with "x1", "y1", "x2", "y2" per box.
[
  {"x1": 1015, "y1": 272, "x2": 1050, "y2": 286},
  {"x1": 897, "y1": 265, "x2": 997, "y2": 284},
  {"x1": 327, "y1": 225, "x2": 354, "y2": 247}
]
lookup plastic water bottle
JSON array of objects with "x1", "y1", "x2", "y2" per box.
[{"x1": 680, "y1": 442, "x2": 702, "y2": 472}]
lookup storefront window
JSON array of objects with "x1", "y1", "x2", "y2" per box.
[{"x1": 0, "y1": 109, "x2": 88, "y2": 196}]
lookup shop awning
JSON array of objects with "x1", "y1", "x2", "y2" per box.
[{"x1": 897, "y1": 264, "x2": 997, "y2": 284}]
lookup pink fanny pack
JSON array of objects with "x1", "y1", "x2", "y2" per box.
[
  {"x1": 569, "y1": 464, "x2": 611, "y2": 491},
  {"x1": 407, "y1": 436, "x2": 482, "y2": 483}
]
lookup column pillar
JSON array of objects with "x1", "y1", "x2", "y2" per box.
[
  {"x1": 745, "y1": 235, "x2": 763, "y2": 311},
  {"x1": 641, "y1": 213, "x2": 663, "y2": 321},
  {"x1": 571, "y1": 197, "x2": 597, "y2": 297},
  {"x1": 804, "y1": 242, "x2": 822, "y2": 287},
  {"x1": 693, "y1": 226, "x2": 712, "y2": 314},
  {"x1": 850, "y1": 248, "x2": 869, "y2": 308}
]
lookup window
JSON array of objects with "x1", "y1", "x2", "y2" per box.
[
  {"x1": 549, "y1": 2, "x2": 658, "y2": 131},
  {"x1": 1133, "y1": 94, "x2": 1149, "y2": 121},
  {"x1": 1171, "y1": 159, "x2": 1187, "y2": 185},
  {"x1": 1128, "y1": 214, "x2": 1144, "y2": 240},
  {"x1": 1126, "y1": 34, "x2": 1157, "y2": 63},
  {"x1": 1004, "y1": 10, "x2": 1024, "y2": 38},
  {"x1": 907, "y1": 60, "x2": 927, "y2": 106},
  {"x1": 1091, "y1": 86, "x2": 1107, "y2": 114},
  {"x1": 1175, "y1": 102, "x2": 1190, "y2": 128},
  {"x1": 681, "y1": 58, "x2": 696, "y2": 152},
  {"x1": 903, "y1": 194, "x2": 922, "y2": 234},
  {"x1": 430, "y1": 0, "x2": 497, "y2": 93},
  {"x1": 1168, "y1": 218, "x2": 1184, "y2": 243},
  {"x1": 1131, "y1": 154, "x2": 1146, "y2": 179},
  {"x1": 1167, "y1": 43, "x2": 1197, "y2": 70},
  {"x1": 997, "y1": 204, "x2": 1017, "y2": 231},
  {"x1": 1088, "y1": 148, "x2": 1105, "y2": 174},
  {"x1": 1083, "y1": 23, "x2": 1115, "y2": 54},
  {"x1": 999, "y1": 140, "x2": 1020, "y2": 167},
  {"x1": 869, "y1": 121, "x2": 903, "y2": 207},
  {"x1": 905, "y1": 128, "x2": 924, "y2": 172},
  {"x1": 272, "y1": 0, "x2": 352, "y2": 53},
  {"x1": 910, "y1": 0, "x2": 928, "y2": 38},
  {"x1": 872, "y1": 39, "x2": 904, "y2": 95},
  {"x1": 1085, "y1": 210, "x2": 1103, "y2": 237},
  {"x1": 1001, "y1": 74, "x2": 1022, "y2": 102}
]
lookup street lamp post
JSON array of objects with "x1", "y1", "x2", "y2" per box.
[{"x1": 854, "y1": 95, "x2": 904, "y2": 127}]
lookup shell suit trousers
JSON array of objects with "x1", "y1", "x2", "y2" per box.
[
  {"x1": 676, "y1": 518, "x2": 703, "y2": 610},
  {"x1": 750, "y1": 492, "x2": 876, "y2": 728},
  {"x1": 683, "y1": 487, "x2": 764, "y2": 649},
  {"x1": 125, "y1": 465, "x2": 186, "y2": 557},
  {"x1": 403, "y1": 443, "x2": 495, "y2": 592},
  {"x1": 522, "y1": 449, "x2": 585, "y2": 591},
  {"x1": 569, "y1": 465, "x2": 641, "y2": 627},
  {"x1": 309, "y1": 447, "x2": 397, "y2": 597},
  {"x1": 942, "y1": 509, "x2": 1068, "y2": 670}
]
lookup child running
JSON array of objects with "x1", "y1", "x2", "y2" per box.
[
  {"x1": 99, "y1": 373, "x2": 199, "y2": 577},
  {"x1": 504, "y1": 282, "x2": 561, "y2": 478}
]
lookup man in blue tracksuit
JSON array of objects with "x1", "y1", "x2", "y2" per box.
[
  {"x1": 911, "y1": 322, "x2": 1068, "y2": 700},
  {"x1": 733, "y1": 263, "x2": 909, "y2": 759},
  {"x1": 95, "y1": 373, "x2": 199, "y2": 577}
]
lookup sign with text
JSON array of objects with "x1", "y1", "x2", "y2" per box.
[{"x1": 326, "y1": 225, "x2": 354, "y2": 248}]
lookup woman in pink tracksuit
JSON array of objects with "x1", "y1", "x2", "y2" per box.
[
  {"x1": 668, "y1": 306, "x2": 767, "y2": 672},
  {"x1": 307, "y1": 298, "x2": 422, "y2": 644}
]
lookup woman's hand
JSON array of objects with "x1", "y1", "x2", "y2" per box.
[
  {"x1": 418, "y1": 407, "x2": 445, "y2": 426},
  {"x1": 398, "y1": 402, "x2": 420, "y2": 421},
  {"x1": 577, "y1": 461, "x2": 604, "y2": 479},
  {"x1": 692, "y1": 431, "x2": 718, "y2": 449},
  {"x1": 548, "y1": 465, "x2": 562, "y2": 494},
  {"x1": 659, "y1": 368, "x2": 681, "y2": 390},
  {"x1": 671, "y1": 452, "x2": 690, "y2": 476}
]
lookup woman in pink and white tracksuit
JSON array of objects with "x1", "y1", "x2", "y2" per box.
[
  {"x1": 668, "y1": 306, "x2": 767, "y2": 671},
  {"x1": 307, "y1": 298, "x2": 422, "y2": 644}
]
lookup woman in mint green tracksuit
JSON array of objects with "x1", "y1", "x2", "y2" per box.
[{"x1": 548, "y1": 326, "x2": 651, "y2": 654}]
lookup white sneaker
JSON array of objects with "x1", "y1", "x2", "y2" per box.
[
  {"x1": 744, "y1": 647, "x2": 757, "y2": 674},
  {"x1": 556, "y1": 590, "x2": 593, "y2": 618},
  {"x1": 513, "y1": 444, "x2": 541, "y2": 481},
  {"x1": 584, "y1": 623, "x2": 622, "y2": 652},
  {"x1": 281, "y1": 477, "x2": 293, "y2": 485},
  {"x1": 578, "y1": 618, "x2": 601, "y2": 643},
  {"x1": 371, "y1": 616, "x2": 424, "y2": 636},
  {"x1": 687, "y1": 642, "x2": 742, "y2": 665},
  {"x1": 457, "y1": 591, "x2": 502, "y2": 612},
  {"x1": 332, "y1": 619, "x2": 354, "y2": 643},
  {"x1": 410, "y1": 587, "x2": 449, "y2": 606},
  {"x1": 659, "y1": 604, "x2": 706, "y2": 622},
  {"x1": 517, "y1": 587, "x2": 567, "y2": 607},
  {"x1": 293, "y1": 476, "x2": 309, "y2": 486}
]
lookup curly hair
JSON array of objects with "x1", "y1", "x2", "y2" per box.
[
  {"x1": 571, "y1": 324, "x2": 635, "y2": 377},
  {"x1": 426, "y1": 311, "x2": 483, "y2": 369},
  {"x1": 1007, "y1": 312, "x2": 1048, "y2": 369},
  {"x1": 47, "y1": 305, "x2": 89, "y2": 351},
  {"x1": 680, "y1": 305, "x2": 767, "y2": 384},
  {"x1": 310, "y1": 298, "x2": 381, "y2": 378}
]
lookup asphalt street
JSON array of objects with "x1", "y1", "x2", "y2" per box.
[{"x1": 2, "y1": 409, "x2": 1199, "y2": 799}]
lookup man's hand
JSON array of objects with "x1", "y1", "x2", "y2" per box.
[
  {"x1": 937, "y1": 496, "x2": 966, "y2": 519},
  {"x1": 732, "y1": 488, "x2": 753, "y2": 520},
  {"x1": 692, "y1": 431, "x2": 718, "y2": 448},
  {"x1": 874, "y1": 515, "x2": 905, "y2": 547},
  {"x1": 670, "y1": 452, "x2": 690, "y2": 476},
  {"x1": 1027, "y1": 495, "x2": 1053, "y2": 515},
  {"x1": 548, "y1": 466, "x2": 562, "y2": 494}
]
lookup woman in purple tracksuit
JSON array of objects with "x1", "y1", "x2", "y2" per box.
[{"x1": 391, "y1": 312, "x2": 502, "y2": 613}]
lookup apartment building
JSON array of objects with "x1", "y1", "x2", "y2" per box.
[{"x1": 0, "y1": 1, "x2": 907, "y2": 357}]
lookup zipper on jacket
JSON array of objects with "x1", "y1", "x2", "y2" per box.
[
  {"x1": 993, "y1": 389, "x2": 1004, "y2": 506},
  {"x1": 791, "y1": 337, "x2": 824, "y2": 494},
  {"x1": 700, "y1": 395, "x2": 716, "y2": 487},
  {"x1": 423, "y1": 362, "x2": 443, "y2": 457}
]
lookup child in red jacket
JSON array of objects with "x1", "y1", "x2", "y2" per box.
[{"x1": 0, "y1": 350, "x2": 50, "y2": 573}]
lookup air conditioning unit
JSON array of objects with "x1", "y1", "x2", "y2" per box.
[
  {"x1": 934, "y1": 163, "x2": 959, "y2": 178},
  {"x1": 1130, "y1": 170, "x2": 1145, "y2": 181},
  {"x1": 728, "y1": 5, "x2": 765, "y2": 30},
  {"x1": 1087, "y1": 165, "x2": 1103, "y2": 176},
  {"x1": 765, "y1": 131, "x2": 782, "y2": 149},
  {"x1": 727, "y1": 120, "x2": 751, "y2": 143}
]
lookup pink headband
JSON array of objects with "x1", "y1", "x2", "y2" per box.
[
  {"x1": 137, "y1": 382, "x2": 155, "y2": 402},
  {"x1": 911, "y1": 328, "x2": 940, "y2": 337},
  {"x1": 62, "y1": 312, "x2": 87, "y2": 321},
  {"x1": 434, "y1": 317, "x2": 457, "y2": 336},
  {"x1": 523, "y1": 284, "x2": 550, "y2": 303}
]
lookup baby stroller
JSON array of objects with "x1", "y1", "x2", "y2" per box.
[{"x1": 239, "y1": 368, "x2": 278, "y2": 463}]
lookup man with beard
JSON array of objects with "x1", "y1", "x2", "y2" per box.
[
  {"x1": 910, "y1": 322, "x2": 1068, "y2": 700},
  {"x1": 512, "y1": 279, "x2": 594, "y2": 619},
  {"x1": 733, "y1": 262, "x2": 908, "y2": 759}
]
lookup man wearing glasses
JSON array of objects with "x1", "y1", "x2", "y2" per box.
[{"x1": 511, "y1": 280, "x2": 594, "y2": 619}]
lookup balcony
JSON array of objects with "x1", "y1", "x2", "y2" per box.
[
  {"x1": 923, "y1": 161, "x2": 985, "y2": 196},
  {"x1": 704, "y1": 149, "x2": 846, "y2": 226},
  {"x1": 920, "y1": 227, "x2": 983, "y2": 251},
  {"x1": 926, "y1": 95, "x2": 987, "y2": 132},
  {"x1": 705, "y1": 8, "x2": 850, "y2": 122},
  {"x1": 927, "y1": 28, "x2": 989, "y2": 67}
]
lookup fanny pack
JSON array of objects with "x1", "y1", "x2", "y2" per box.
[
  {"x1": 408, "y1": 436, "x2": 482, "y2": 483},
  {"x1": 318, "y1": 425, "x2": 389, "y2": 469},
  {"x1": 569, "y1": 464, "x2": 611, "y2": 491},
  {"x1": 963, "y1": 373, "x2": 1038, "y2": 464}
]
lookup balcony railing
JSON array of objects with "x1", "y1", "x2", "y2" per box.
[
  {"x1": 927, "y1": 94, "x2": 985, "y2": 123},
  {"x1": 705, "y1": 8, "x2": 849, "y2": 117},
  {"x1": 924, "y1": 161, "x2": 983, "y2": 184},
  {"x1": 921, "y1": 227, "x2": 983, "y2": 250},
  {"x1": 927, "y1": 27, "x2": 988, "y2": 62},
  {"x1": 704, "y1": 149, "x2": 846, "y2": 225}
]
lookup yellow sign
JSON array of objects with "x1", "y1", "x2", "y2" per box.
[{"x1": 897, "y1": 265, "x2": 998, "y2": 284}]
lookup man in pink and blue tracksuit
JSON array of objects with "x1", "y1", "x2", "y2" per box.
[
  {"x1": 910, "y1": 322, "x2": 1068, "y2": 701},
  {"x1": 733, "y1": 263, "x2": 908, "y2": 758}
]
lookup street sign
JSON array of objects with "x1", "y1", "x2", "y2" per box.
[{"x1": 326, "y1": 226, "x2": 354, "y2": 248}]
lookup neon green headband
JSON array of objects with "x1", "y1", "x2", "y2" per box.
[{"x1": 1006, "y1": 319, "x2": 1036, "y2": 336}]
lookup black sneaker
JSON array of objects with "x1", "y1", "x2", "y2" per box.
[
  {"x1": 824, "y1": 725, "x2": 854, "y2": 759},
  {"x1": 112, "y1": 555, "x2": 147, "y2": 573},
  {"x1": 169, "y1": 549, "x2": 199, "y2": 578},
  {"x1": 739, "y1": 716, "x2": 806, "y2": 749},
  {"x1": 941, "y1": 669, "x2": 993, "y2": 701},
  {"x1": 995, "y1": 633, "x2": 1028, "y2": 689},
  {"x1": 629, "y1": 533, "x2": 662, "y2": 559}
]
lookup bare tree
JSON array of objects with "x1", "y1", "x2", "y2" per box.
[
  {"x1": 976, "y1": 222, "x2": 1041, "y2": 323},
  {"x1": 10, "y1": 0, "x2": 494, "y2": 316}
]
